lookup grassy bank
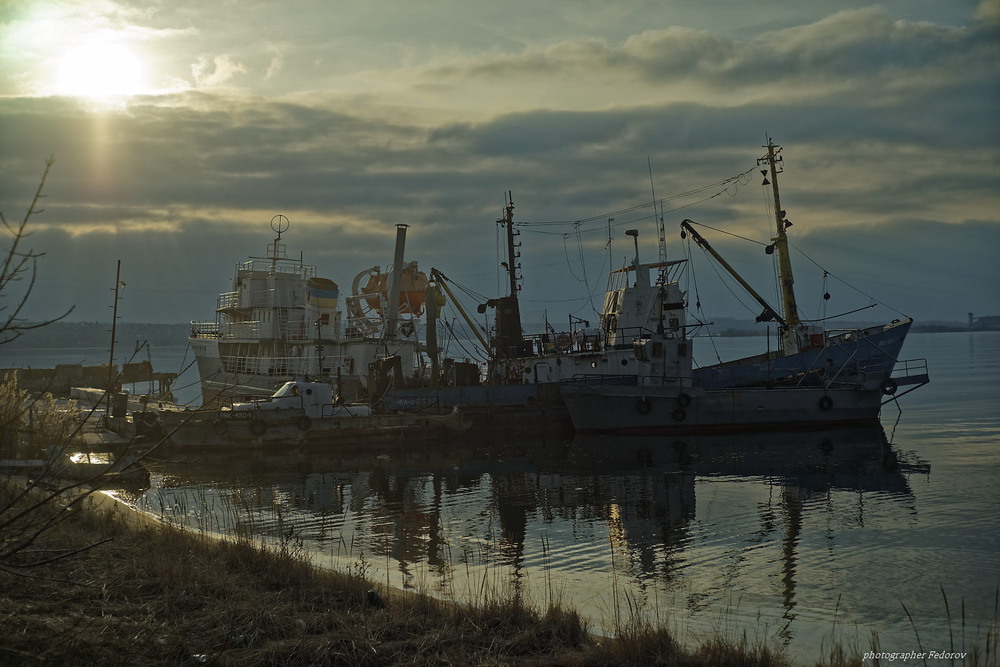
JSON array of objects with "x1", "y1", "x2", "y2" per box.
[
  {"x1": 0, "y1": 481, "x2": 810, "y2": 666},
  {"x1": 10, "y1": 481, "x2": 995, "y2": 666}
]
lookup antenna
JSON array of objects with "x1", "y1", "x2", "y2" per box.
[
  {"x1": 269, "y1": 214, "x2": 289, "y2": 271},
  {"x1": 648, "y1": 157, "x2": 667, "y2": 274}
]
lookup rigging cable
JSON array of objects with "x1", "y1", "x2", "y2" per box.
[
  {"x1": 682, "y1": 220, "x2": 769, "y2": 247},
  {"x1": 819, "y1": 271, "x2": 829, "y2": 321},
  {"x1": 788, "y1": 240, "x2": 910, "y2": 319},
  {"x1": 517, "y1": 168, "x2": 757, "y2": 236},
  {"x1": 441, "y1": 317, "x2": 488, "y2": 363},
  {"x1": 681, "y1": 234, "x2": 724, "y2": 366},
  {"x1": 574, "y1": 222, "x2": 605, "y2": 318},
  {"x1": 562, "y1": 231, "x2": 585, "y2": 282}
]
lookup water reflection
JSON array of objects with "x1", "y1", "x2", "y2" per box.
[{"x1": 134, "y1": 426, "x2": 922, "y2": 644}]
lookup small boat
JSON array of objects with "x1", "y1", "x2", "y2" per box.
[{"x1": 137, "y1": 379, "x2": 466, "y2": 449}]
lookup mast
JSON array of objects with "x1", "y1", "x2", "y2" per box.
[
  {"x1": 268, "y1": 214, "x2": 289, "y2": 272},
  {"x1": 106, "y1": 260, "x2": 122, "y2": 416},
  {"x1": 648, "y1": 157, "x2": 667, "y2": 270},
  {"x1": 501, "y1": 193, "x2": 521, "y2": 298},
  {"x1": 760, "y1": 140, "x2": 801, "y2": 353},
  {"x1": 492, "y1": 192, "x2": 526, "y2": 358}
]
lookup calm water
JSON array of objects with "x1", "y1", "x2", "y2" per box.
[{"x1": 5, "y1": 332, "x2": 999, "y2": 662}]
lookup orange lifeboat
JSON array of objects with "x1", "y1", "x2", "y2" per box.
[{"x1": 360, "y1": 262, "x2": 429, "y2": 315}]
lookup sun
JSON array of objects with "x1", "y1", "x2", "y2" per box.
[{"x1": 56, "y1": 40, "x2": 147, "y2": 98}]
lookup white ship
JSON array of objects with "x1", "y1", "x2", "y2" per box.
[{"x1": 189, "y1": 216, "x2": 427, "y2": 405}]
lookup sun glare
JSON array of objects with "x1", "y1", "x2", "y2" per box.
[{"x1": 56, "y1": 41, "x2": 146, "y2": 98}]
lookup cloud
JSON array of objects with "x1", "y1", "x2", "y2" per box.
[
  {"x1": 264, "y1": 42, "x2": 285, "y2": 80},
  {"x1": 0, "y1": 5, "x2": 996, "y2": 323},
  {"x1": 379, "y1": 7, "x2": 995, "y2": 116},
  {"x1": 191, "y1": 55, "x2": 248, "y2": 88},
  {"x1": 978, "y1": 0, "x2": 1000, "y2": 24}
]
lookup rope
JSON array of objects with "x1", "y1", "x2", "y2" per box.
[
  {"x1": 788, "y1": 240, "x2": 910, "y2": 319},
  {"x1": 517, "y1": 168, "x2": 757, "y2": 237},
  {"x1": 682, "y1": 219, "x2": 769, "y2": 247},
  {"x1": 681, "y1": 236, "x2": 723, "y2": 365}
]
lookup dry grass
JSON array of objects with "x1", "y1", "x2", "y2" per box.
[
  {"x1": 0, "y1": 477, "x2": 792, "y2": 666},
  {"x1": 6, "y1": 479, "x2": 992, "y2": 666},
  {"x1": 0, "y1": 480, "x2": 594, "y2": 665},
  {"x1": 0, "y1": 372, "x2": 85, "y2": 459}
]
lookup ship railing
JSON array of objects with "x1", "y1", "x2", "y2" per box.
[
  {"x1": 607, "y1": 326, "x2": 673, "y2": 349},
  {"x1": 523, "y1": 331, "x2": 581, "y2": 355},
  {"x1": 189, "y1": 321, "x2": 221, "y2": 338},
  {"x1": 889, "y1": 357, "x2": 930, "y2": 388},
  {"x1": 522, "y1": 325, "x2": 683, "y2": 355},
  {"x1": 218, "y1": 354, "x2": 356, "y2": 379},
  {"x1": 238, "y1": 258, "x2": 317, "y2": 278},
  {"x1": 217, "y1": 291, "x2": 240, "y2": 310},
  {"x1": 279, "y1": 321, "x2": 310, "y2": 341},
  {"x1": 892, "y1": 357, "x2": 928, "y2": 382},
  {"x1": 220, "y1": 356, "x2": 307, "y2": 377},
  {"x1": 216, "y1": 321, "x2": 263, "y2": 339},
  {"x1": 216, "y1": 289, "x2": 278, "y2": 311}
]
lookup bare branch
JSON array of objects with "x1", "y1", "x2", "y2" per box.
[{"x1": 0, "y1": 157, "x2": 73, "y2": 345}]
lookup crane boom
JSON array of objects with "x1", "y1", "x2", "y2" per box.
[{"x1": 680, "y1": 219, "x2": 786, "y2": 327}]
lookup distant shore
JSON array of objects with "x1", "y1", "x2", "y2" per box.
[{"x1": 3, "y1": 319, "x2": 992, "y2": 351}]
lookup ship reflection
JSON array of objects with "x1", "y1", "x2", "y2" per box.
[
  {"x1": 139, "y1": 425, "x2": 922, "y2": 638},
  {"x1": 569, "y1": 427, "x2": 920, "y2": 641}
]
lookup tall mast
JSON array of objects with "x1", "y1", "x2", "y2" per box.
[
  {"x1": 106, "y1": 260, "x2": 122, "y2": 415},
  {"x1": 501, "y1": 192, "x2": 520, "y2": 297},
  {"x1": 491, "y1": 192, "x2": 526, "y2": 359},
  {"x1": 648, "y1": 157, "x2": 667, "y2": 270},
  {"x1": 760, "y1": 140, "x2": 800, "y2": 352}
]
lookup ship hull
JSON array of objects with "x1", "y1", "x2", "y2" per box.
[
  {"x1": 137, "y1": 407, "x2": 456, "y2": 449},
  {"x1": 694, "y1": 319, "x2": 912, "y2": 389},
  {"x1": 383, "y1": 383, "x2": 574, "y2": 433},
  {"x1": 189, "y1": 335, "x2": 414, "y2": 406},
  {"x1": 560, "y1": 382, "x2": 883, "y2": 435}
]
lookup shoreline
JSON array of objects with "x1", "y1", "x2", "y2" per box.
[{"x1": 0, "y1": 480, "x2": 799, "y2": 665}]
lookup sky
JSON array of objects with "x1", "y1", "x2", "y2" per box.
[{"x1": 1, "y1": 0, "x2": 998, "y2": 330}]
